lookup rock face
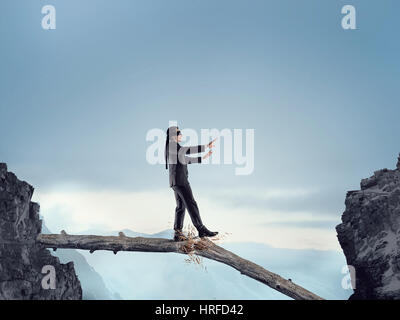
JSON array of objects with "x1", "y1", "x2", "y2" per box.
[
  {"x1": 42, "y1": 223, "x2": 119, "y2": 300},
  {"x1": 336, "y1": 154, "x2": 400, "y2": 299},
  {"x1": 0, "y1": 163, "x2": 82, "y2": 300}
]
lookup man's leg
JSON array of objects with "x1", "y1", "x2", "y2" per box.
[
  {"x1": 173, "y1": 189, "x2": 186, "y2": 231},
  {"x1": 173, "y1": 184, "x2": 204, "y2": 231},
  {"x1": 173, "y1": 184, "x2": 218, "y2": 238}
]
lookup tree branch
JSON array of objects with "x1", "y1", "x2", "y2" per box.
[{"x1": 36, "y1": 232, "x2": 324, "y2": 300}]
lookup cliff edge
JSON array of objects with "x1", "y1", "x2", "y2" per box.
[
  {"x1": 336, "y1": 154, "x2": 400, "y2": 299},
  {"x1": 0, "y1": 163, "x2": 82, "y2": 300}
]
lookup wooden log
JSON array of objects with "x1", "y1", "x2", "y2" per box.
[{"x1": 36, "y1": 233, "x2": 324, "y2": 300}]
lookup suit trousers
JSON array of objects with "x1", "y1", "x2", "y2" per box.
[{"x1": 172, "y1": 183, "x2": 204, "y2": 231}]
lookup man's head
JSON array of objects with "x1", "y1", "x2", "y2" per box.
[{"x1": 167, "y1": 126, "x2": 182, "y2": 143}]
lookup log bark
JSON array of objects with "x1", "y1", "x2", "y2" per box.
[{"x1": 36, "y1": 232, "x2": 324, "y2": 300}]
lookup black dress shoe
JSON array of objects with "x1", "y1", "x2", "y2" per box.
[
  {"x1": 173, "y1": 230, "x2": 188, "y2": 242},
  {"x1": 198, "y1": 226, "x2": 218, "y2": 238}
]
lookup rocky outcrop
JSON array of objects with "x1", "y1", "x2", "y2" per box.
[
  {"x1": 42, "y1": 223, "x2": 119, "y2": 300},
  {"x1": 336, "y1": 154, "x2": 400, "y2": 299},
  {"x1": 0, "y1": 163, "x2": 82, "y2": 300}
]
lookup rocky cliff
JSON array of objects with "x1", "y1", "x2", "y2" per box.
[
  {"x1": 336, "y1": 154, "x2": 400, "y2": 299},
  {"x1": 0, "y1": 163, "x2": 82, "y2": 300}
]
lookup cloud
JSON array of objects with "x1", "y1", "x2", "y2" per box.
[
  {"x1": 265, "y1": 220, "x2": 339, "y2": 230},
  {"x1": 202, "y1": 186, "x2": 346, "y2": 217},
  {"x1": 33, "y1": 187, "x2": 175, "y2": 234}
]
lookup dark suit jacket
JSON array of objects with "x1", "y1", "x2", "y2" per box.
[{"x1": 167, "y1": 142, "x2": 205, "y2": 187}]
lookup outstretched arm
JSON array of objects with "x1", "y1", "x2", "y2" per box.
[
  {"x1": 185, "y1": 156, "x2": 202, "y2": 164},
  {"x1": 181, "y1": 145, "x2": 206, "y2": 155},
  {"x1": 182, "y1": 138, "x2": 217, "y2": 155},
  {"x1": 185, "y1": 150, "x2": 213, "y2": 164},
  {"x1": 168, "y1": 139, "x2": 216, "y2": 165}
]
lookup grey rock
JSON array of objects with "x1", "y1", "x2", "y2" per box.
[
  {"x1": 397, "y1": 153, "x2": 400, "y2": 170},
  {"x1": 0, "y1": 163, "x2": 82, "y2": 300},
  {"x1": 336, "y1": 155, "x2": 400, "y2": 299},
  {"x1": 41, "y1": 223, "x2": 119, "y2": 300}
]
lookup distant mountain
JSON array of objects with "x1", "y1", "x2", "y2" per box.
[
  {"x1": 41, "y1": 224, "x2": 121, "y2": 300},
  {"x1": 73, "y1": 228, "x2": 352, "y2": 300}
]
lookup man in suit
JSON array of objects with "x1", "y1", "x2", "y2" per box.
[{"x1": 165, "y1": 126, "x2": 218, "y2": 241}]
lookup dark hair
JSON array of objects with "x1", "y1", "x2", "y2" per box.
[{"x1": 165, "y1": 126, "x2": 179, "y2": 170}]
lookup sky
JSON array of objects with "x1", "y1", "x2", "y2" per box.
[{"x1": 1, "y1": 1, "x2": 400, "y2": 251}]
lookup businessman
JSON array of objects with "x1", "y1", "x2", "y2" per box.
[{"x1": 165, "y1": 126, "x2": 218, "y2": 241}]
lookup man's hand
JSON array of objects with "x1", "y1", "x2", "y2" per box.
[
  {"x1": 203, "y1": 150, "x2": 213, "y2": 160},
  {"x1": 207, "y1": 138, "x2": 217, "y2": 149}
]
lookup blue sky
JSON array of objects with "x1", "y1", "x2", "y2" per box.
[{"x1": 1, "y1": 1, "x2": 399, "y2": 250}]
